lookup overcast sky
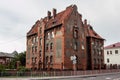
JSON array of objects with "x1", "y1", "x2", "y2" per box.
[{"x1": 0, "y1": 0, "x2": 120, "y2": 53}]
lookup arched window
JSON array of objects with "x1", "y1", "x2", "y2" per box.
[
  {"x1": 48, "y1": 32, "x2": 50, "y2": 39},
  {"x1": 52, "y1": 31, "x2": 54, "y2": 38},
  {"x1": 39, "y1": 50, "x2": 41, "y2": 57},
  {"x1": 40, "y1": 38, "x2": 42, "y2": 46},
  {"x1": 40, "y1": 27, "x2": 42, "y2": 34},
  {"x1": 50, "y1": 43, "x2": 53, "y2": 51},
  {"x1": 74, "y1": 30, "x2": 78, "y2": 38},
  {"x1": 74, "y1": 42, "x2": 77, "y2": 50},
  {"x1": 46, "y1": 56, "x2": 48, "y2": 64},
  {"x1": 50, "y1": 56, "x2": 53, "y2": 64},
  {"x1": 94, "y1": 59, "x2": 96, "y2": 65},
  {"x1": 46, "y1": 44, "x2": 49, "y2": 51}
]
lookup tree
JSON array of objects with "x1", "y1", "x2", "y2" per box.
[
  {"x1": 9, "y1": 51, "x2": 26, "y2": 69},
  {"x1": 19, "y1": 51, "x2": 26, "y2": 66}
]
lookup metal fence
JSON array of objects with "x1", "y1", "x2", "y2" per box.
[{"x1": 0, "y1": 69, "x2": 120, "y2": 77}]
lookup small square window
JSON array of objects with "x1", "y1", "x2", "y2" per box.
[
  {"x1": 115, "y1": 50, "x2": 118, "y2": 54},
  {"x1": 107, "y1": 58, "x2": 109, "y2": 63},
  {"x1": 107, "y1": 51, "x2": 109, "y2": 55},
  {"x1": 110, "y1": 51, "x2": 112, "y2": 54}
]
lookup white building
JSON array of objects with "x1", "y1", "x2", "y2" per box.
[{"x1": 104, "y1": 42, "x2": 120, "y2": 69}]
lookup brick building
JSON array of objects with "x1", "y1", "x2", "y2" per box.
[
  {"x1": 0, "y1": 52, "x2": 14, "y2": 66},
  {"x1": 26, "y1": 5, "x2": 104, "y2": 70}
]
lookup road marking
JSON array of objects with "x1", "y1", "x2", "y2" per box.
[{"x1": 106, "y1": 77, "x2": 111, "y2": 79}]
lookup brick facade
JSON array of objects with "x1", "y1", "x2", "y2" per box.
[{"x1": 26, "y1": 5, "x2": 104, "y2": 70}]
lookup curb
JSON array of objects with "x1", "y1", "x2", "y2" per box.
[{"x1": 30, "y1": 72, "x2": 120, "y2": 80}]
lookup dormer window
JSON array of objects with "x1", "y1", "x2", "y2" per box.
[{"x1": 113, "y1": 45, "x2": 115, "y2": 47}]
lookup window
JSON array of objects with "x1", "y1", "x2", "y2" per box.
[
  {"x1": 94, "y1": 59, "x2": 96, "y2": 64},
  {"x1": 35, "y1": 57, "x2": 37, "y2": 63},
  {"x1": 48, "y1": 32, "x2": 50, "y2": 39},
  {"x1": 115, "y1": 50, "x2": 118, "y2": 54},
  {"x1": 32, "y1": 57, "x2": 34, "y2": 62},
  {"x1": 36, "y1": 36, "x2": 38, "y2": 42},
  {"x1": 32, "y1": 36, "x2": 38, "y2": 43},
  {"x1": 74, "y1": 30, "x2": 78, "y2": 38},
  {"x1": 74, "y1": 42, "x2": 77, "y2": 50},
  {"x1": 107, "y1": 58, "x2": 109, "y2": 63},
  {"x1": 50, "y1": 56, "x2": 53, "y2": 64},
  {"x1": 35, "y1": 46, "x2": 37, "y2": 52},
  {"x1": 32, "y1": 37, "x2": 36, "y2": 43},
  {"x1": 39, "y1": 50, "x2": 41, "y2": 57},
  {"x1": 40, "y1": 38, "x2": 42, "y2": 45},
  {"x1": 50, "y1": 43, "x2": 53, "y2": 51},
  {"x1": 46, "y1": 56, "x2": 48, "y2": 64},
  {"x1": 98, "y1": 59, "x2": 99, "y2": 63},
  {"x1": 51, "y1": 31, "x2": 54, "y2": 38},
  {"x1": 46, "y1": 44, "x2": 49, "y2": 51},
  {"x1": 97, "y1": 49, "x2": 99, "y2": 55},
  {"x1": 107, "y1": 51, "x2": 109, "y2": 55},
  {"x1": 101, "y1": 59, "x2": 103, "y2": 64},
  {"x1": 110, "y1": 51, "x2": 112, "y2": 54},
  {"x1": 81, "y1": 45, "x2": 84, "y2": 50},
  {"x1": 32, "y1": 46, "x2": 34, "y2": 53},
  {"x1": 40, "y1": 27, "x2": 42, "y2": 34}
]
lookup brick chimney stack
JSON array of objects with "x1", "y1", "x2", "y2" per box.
[
  {"x1": 47, "y1": 11, "x2": 51, "y2": 20},
  {"x1": 84, "y1": 19, "x2": 87, "y2": 25},
  {"x1": 53, "y1": 8, "x2": 57, "y2": 18}
]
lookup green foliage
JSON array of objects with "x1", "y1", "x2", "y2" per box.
[
  {"x1": 9, "y1": 51, "x2": 26, "y2": 69},
  {"x1": 0, "y1": 64, "x2": 5, "y2": 72},
  {"x1": 19, "y1": 51, "x2": 26, "y2": 66}
]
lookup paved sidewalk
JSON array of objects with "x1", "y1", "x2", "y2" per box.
[{"x1": 0, "y1": 72, "x2": 120, "y2": 80}]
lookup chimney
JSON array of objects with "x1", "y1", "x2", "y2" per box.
[
  {"x1": 79, "y1": 14, "x2": 82, "y2": 20},
  {"x1": 84, "y1": 19, "x2": 87, "y2": 25},
  {"x1": 53, "y1": 8, "x2": 57, "y2": 18},
  {"x1": 47, "y1": 11, "x2": 51, "y2": 20}
]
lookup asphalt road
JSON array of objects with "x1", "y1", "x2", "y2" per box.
[
  {"x1": 52, "y1": 73, "x2": 120, "y2": 80},
  {"x1": 1, "y1": 73, "x2": 120, "y2": 80}
]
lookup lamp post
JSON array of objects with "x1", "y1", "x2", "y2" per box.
[{"x1": 70, "y1": 55, "x2": 77, "y2": 71}]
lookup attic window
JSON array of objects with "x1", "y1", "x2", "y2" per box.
[
  {"x1": 90, "y1": 26, "x2": 93, "y2": 30},
  {"x1": 52, "y1": 20, "x2": 57, "y2": 24},
  {"x1": 94, "y1": 32, "x2": 97, "y2": 36},
  {"x1": 113, "y1": 45, "x2": 115, "y2": 47}
]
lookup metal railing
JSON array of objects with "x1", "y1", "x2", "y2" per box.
[{"x1": 0, "y1": 69, "x2": 120, "y2": 77}]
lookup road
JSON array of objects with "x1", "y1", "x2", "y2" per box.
[
  {"x1": 1, "y1": 73, "x2": 120, "y2": 80},
  {"x1": 53, "y1": 73, "x2": 120, "y2": 80}
]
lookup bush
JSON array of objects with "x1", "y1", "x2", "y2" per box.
[{"x1": 0, "y1": 65, "x2": 5, "y2": 72}]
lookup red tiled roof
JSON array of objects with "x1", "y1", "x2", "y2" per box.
[
  {"x1": 104, "y1": 42, "x2": 120, "y2": 49},
  {"x1": 45, "y1": 5, "x2": 74, "y2": 29},
  {"x1": 87, "y1": 25, "x2": 104, "y2": 39},
  {"x1": 27, "y1": 5, "x2": 75, "y2": 36}
]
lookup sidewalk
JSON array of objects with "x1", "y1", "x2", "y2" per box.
[{"x1": 0, "y1": 72, "x2": 120, "y2": 80}]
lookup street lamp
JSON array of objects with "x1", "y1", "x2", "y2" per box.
[{"x1": 70, "y1": 55, "x2": 77, "y2": 70}]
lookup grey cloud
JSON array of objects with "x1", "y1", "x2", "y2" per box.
[{"x1": 0, "y1": 0, "x2": 120, "y2": 52}]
